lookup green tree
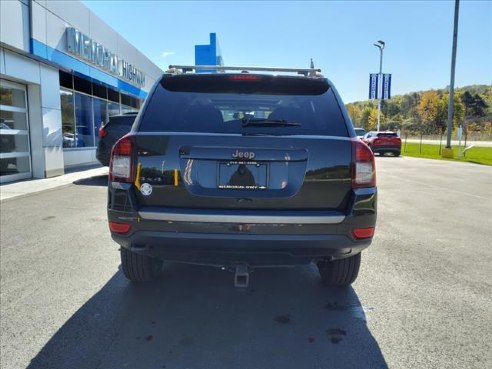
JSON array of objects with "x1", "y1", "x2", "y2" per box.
[
  {"x1": 382, "y1": 97, "x2": 402, "y2": 119},
  {"x1": 460, "y1": 91, "x2": 488, "y2": 118},
  {"x1": 470, "y1": 94, "x2": 488, "y2": 117},
  {"x1": 442, "y1": 93, "x2": 465, "y2": 129},
  {"x1": 401, "y1": 92, "x2": 420, "y2": 119},
  {"x1": 461, "y1": 90, "x2": 474, "y2": 116}
]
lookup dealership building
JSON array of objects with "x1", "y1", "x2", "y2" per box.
[{"x1": 0, "y1": 0, "x2": 164, "y2": 183}]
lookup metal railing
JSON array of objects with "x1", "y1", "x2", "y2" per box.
[{"x1": 401, "y1": 132, "x2": 490, "y2": 156}]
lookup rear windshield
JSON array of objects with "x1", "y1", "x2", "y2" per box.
[
  {"x1": 377, "y1": 132, "x2": 397, "y2": 137},
  {"x1": 139, "y1": 74, "x2": 348, "y2": 136}
]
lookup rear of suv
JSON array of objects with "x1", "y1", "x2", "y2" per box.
[
  {"x1": 363, "y1": 131, "x2": 401, "y2": 156},
  {"x1": 107, "y1": 65, "x2": 377, "y2": 287},
  {"x1": 96, "y1": 112, "x2": 137, "y2": 166}
]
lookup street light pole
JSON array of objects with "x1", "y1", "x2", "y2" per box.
[
  {"x1": 445, "y1": 0, "x2": 460, "y2": 150},
  {"x1": 374, "y1": 40, "x2": 385, "y2": 131}
]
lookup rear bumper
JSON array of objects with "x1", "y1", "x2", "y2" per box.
[
  {"x1": 112, "y1": 231, "x2": 372, "y2": 266},
  {"x1": 371, "y1": 145, "x2": 401, "y2": 153},
  {"x1": 108, "y1": 186, "x2": 377, "y2": 267}
]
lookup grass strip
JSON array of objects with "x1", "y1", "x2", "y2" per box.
[{"x1": 402, "y1": 142, "x2": 492, "y2": 166}]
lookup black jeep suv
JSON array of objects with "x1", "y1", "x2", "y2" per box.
[{"x1": 107, "y1": 66, "x2": 377, "y2": 287}]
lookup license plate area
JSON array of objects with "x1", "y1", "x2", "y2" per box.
[{"x1": 218, "y1": 161, "x2": 268, "y2": 190}]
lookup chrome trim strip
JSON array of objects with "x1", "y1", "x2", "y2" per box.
[{"x1": 138, "y1": 211, "x2": 345, "y2": 224}]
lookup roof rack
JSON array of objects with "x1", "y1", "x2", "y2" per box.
[{"x1": 167, "y1": 65, "x2": 323, "y2": 77}]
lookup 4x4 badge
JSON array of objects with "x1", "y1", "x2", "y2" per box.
[{"x1": 140, "y1": 183, "x2": 152, "y2": 196}]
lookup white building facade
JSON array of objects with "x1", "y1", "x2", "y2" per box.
[{"x1": 0, "y1": 0, "x2": 162, "y2": 183}]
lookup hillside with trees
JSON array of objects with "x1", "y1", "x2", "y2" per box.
[{"x1": 346, "y1": 85, "x2": 492, "y2": 138}]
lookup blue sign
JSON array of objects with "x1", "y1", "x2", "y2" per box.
[
  {"x1": 369, "y1": 73, "x2": 378, "y2": 100},
  {"x1": 369, "y1": 73, "x2": 392, "y2": 100},
  {"x1": 382, "y1": 73, "x2": 392, "y2": 99}
]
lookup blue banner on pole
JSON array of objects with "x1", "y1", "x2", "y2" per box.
[
  {"x1": 382, "y1": 74, "x2": 392, "y2": 99},
  {"x1": 369, "y1": 73, "x2": 378, "y2": 100}
]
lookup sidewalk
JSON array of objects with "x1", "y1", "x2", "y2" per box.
[{"x1": 0, "y1": 166, "x2": 108, "y2": 201}]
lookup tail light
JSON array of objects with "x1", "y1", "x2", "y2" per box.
[
  {"x1": 352, "y1": 139, "x2": 376, "y2": 188},
  {"x1": 109, "y1": 134, "x2": 135, "y2": 182},
  {"x1": 352, "y1": 227, "x2": 375, "y2": 239},
  {"x1": 109, "y1": 221, "x2": 132, "y2": 234},
  {"x1": 229, "y1": 74, "x2": 262, "y2": 81},
  {"x1": 98, "y1": 126, "x2": 108, "y2": 138}
]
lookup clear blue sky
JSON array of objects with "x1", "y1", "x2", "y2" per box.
[{"x1": 82, "y1": 0, "x2": 491, "y2": 103}]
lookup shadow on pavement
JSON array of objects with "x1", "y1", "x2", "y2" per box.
[
  {"x1": 73, "y1": 175, "x2": 108, "y2": 187},
  {"x1": 28, "y1": 264, "x2": 388, "y2": 369}
]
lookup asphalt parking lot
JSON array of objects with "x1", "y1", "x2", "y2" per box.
[{"x1": 1, "y1": 156, "x2": 491, "y2": 369}]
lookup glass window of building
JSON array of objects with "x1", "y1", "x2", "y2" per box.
[
  {"x1": 74, "y1": 92, "x2": 94, "y2": 147},
  {"x1": 59, "y1": 71, "x2": 73, "y2": 89},
  {"x1": 93, "y1": 97, "x2": 107, "y2": 143},
  {"x1": 121, "y1": 93, "x2": 132, "y2": 107},
  {"x1": 58, "y1": 72, "x2": 142, "y2": 150},
  {"x1": 121, "y1": 105, "x2": 136, "y2": 114},
  {"x1": 60, "y1": 89, "x2": 76, "y2": 148},
  {"x1": 108, "y1": 102, "x2": 121, "y2": 117},
  {"x1": 74, "y1": 75, "x2": 92, "y2": 95},
  {"x1": 0, "y1": 80, "x2": 31, "y2": 181},
  {"x1": 108, "y1": 88, "x2": 119, "y2": 103},
  {"x1": 93, "y1": 83, "x2": 107, "y2": 100}
]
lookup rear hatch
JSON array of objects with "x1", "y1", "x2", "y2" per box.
[
  {"x1": 131, "y1": 74, "x2": 354, "y2": 212},
  {"x1": 374, "y1": 132, "x2": 401, "y2": 146}
]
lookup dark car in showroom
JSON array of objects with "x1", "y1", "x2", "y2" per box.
[
  {"x1": 362, "y1": 131, "x2": 401, "y2": 156},
  {"x1": 107, "y1": 65, "x2": 377, "y2": 288},
  {"x1": 96, "y1": 112, "x2": 137, "y2": 166}
]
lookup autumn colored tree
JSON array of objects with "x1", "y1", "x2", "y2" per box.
[
  {"x1": 346, "y1": 104, "x2": 362, "y2": 126},
  {"x1": 417, "y1": 91, "x2": 446, "y2": 134},
  {"x1": 345, "y1": 85, "x2": 490, "y2": 136},
  {"x1": 359, "y1": 107, "x2": 380, "y2": 131},
  {"x1": 359, "y1": 107, "x2": 370, "y2": 130}
]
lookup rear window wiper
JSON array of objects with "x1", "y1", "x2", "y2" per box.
[{"x1": 241, "y1": 117, "x2": 301, "y2": 127}]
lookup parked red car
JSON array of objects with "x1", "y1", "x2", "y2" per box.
[{"x1": 362, "y1": 131, "x2": 401, "y2": 156}]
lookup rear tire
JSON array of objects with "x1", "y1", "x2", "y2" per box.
[
  {"x1": 317, "y1": 253, "x2": 361, "y2": 286},
  {"x1": 393, "y1": 151, "x2": 400, "y2": 157},
  {"x1": 120, "y1": 248, "x2": 163, "y2": 282}
]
